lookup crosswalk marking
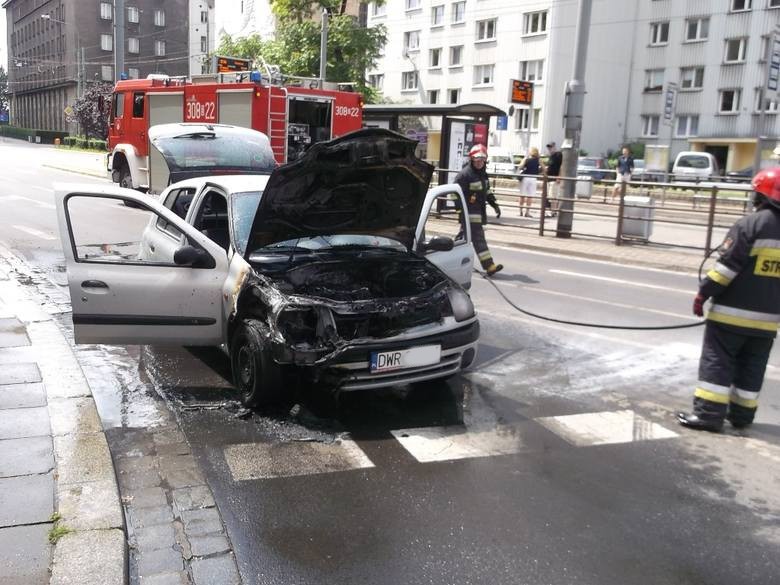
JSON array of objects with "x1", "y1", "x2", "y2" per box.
[
  {"x1": 390, "y1": 425, "x2": 525, "y2": 463},
  {"x1": 224, "y1": 438, "x2": 374, "y2": 481},
  {"x1": 536, "y1": 410, "x2": 678, "y2": 447},
  {"x1": 11, "y1": 225, "x2": 57, "y2": 240}
]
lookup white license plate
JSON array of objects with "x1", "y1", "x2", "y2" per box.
[{"x1": 370, "y1": 344, "x2": 441, "y2": 373}]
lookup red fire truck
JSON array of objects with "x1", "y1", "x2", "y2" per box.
[{"x1": 107, "y1": 73, "x2": 363, "y2": 192}]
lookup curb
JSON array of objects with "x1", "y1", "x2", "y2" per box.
[
  {"x1": 42, "y1": 164, "x2": 107, "y2": 180},
  {"x1": 0, "y1": 246, "x2": 127, "y2": 585}
]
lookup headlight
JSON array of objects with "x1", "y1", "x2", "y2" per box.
[
  {"x1": 276, "y1": 306, "x2": 320, "y2": 345},
  {"x1": 447, "y1": 288, "x2": 475, "y2": 322}
]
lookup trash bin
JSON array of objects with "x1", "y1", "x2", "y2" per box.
[
  {"x1": 621, "y1": 195, "x2": 654, "y2": 241},
  {"x1": 575, "y1": 175, "x2": 593, "y2": 199}
]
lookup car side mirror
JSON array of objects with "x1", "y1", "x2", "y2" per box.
[
  {"x1": 174, "y1": 244, "x2": 215, "y2": 269},
  {"x1": 423, "y1": 235, "x2": 454, "y2": 253}
]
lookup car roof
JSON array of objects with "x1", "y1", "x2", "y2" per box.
[
  {"x1": 148, "y1": 123, "x2": 268, "y2": 140},
  {"x1": 165, "y1": 174, "x2": 271, "y2": 194}
]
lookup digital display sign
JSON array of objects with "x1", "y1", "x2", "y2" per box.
[
  {"x1": 510, "y1": 80, "x2": 534, "y2": 105},
  {"x1": 214, "y1": 55, "x2": 252, "y2": 73}
]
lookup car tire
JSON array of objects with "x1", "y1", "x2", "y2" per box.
[{"x1": 230, "y1": 319, "x2": 285, "y2": 409}]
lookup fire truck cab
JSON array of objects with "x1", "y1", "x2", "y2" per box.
[{"x1": 107, "y1": 72, "x2": 363, "y2": 193}]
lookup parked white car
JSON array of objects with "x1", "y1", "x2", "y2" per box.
[
  {"x1": 672, "y1": 151, "x2": 720, "y2": 182},
  {"x1": 56, "y1": 129, "x2": 479, "y2": 408},
  {"x1": 486, "y1": 148, "x2": 517, "y2": 176}
]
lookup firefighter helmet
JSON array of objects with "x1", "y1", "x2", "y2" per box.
[
  {"x1": 468, "y1": 144, "x2": 488, "y2": 159},
  {"x1": 752, "y1": 167, "x2": 780, "y2": 205}
]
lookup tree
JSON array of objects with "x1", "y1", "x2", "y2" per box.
[
  {"x1": 216, "y1": 1, "x2": 386, "y2": 101},
  {"x1": 0, "y1": 66, "x2": 9, "y2": 113},
  {"x1": 68, "y1": 82, "x2": 113, "y2": 139}
]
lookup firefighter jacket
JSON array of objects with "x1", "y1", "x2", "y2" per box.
[
  {"x1": 454, "y1": 163, "x2": 497, "y2": 225},
  {"x1": 701, "y1": 205, "x2": 780, "y2": 338}
]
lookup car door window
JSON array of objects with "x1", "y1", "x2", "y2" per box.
[
  {"x1": 157, "y1": 187, "x2": 195, "y2": 238},
  {"x1": 65, "y1": 194, "x2": 201, "y2": 266},
  {"x1": 193, "y1": 190, "x2": 230, "y2": 250},
  {"x1": 420, "y1": 190, "x2": 467, "y2": 250}
]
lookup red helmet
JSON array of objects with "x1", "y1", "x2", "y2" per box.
[
  {"x1": 752, "y1": 167, "x2": 780, "y2": 203},
  {"x1": 468, "y1": 144, "x2": 488, "y2": 159}
]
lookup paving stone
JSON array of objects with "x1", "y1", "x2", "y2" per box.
[
  {"x1": 0, "y1": 473, "x2": 54, "y2": 526},
  {"x1": 0, "y1": 523, "x2": 51, "y2": 584},
  {"x1": 190, "y1": 554, "x2": 240, "y2": 585},
  {"x1": 136, "y1": 547, "x2": 184, "y2": 578},
  {"x1": 48, "y1": 397, "x2": 103, "y2": 436},
  {"x1": 0, "y1": 318, "x2": 30, "y2": 348},
  {"x1": 155, "y1": 441, "x2": 192, "y2": 457},
  {"x1": 180, "y1": 508, "x2": 224, "y2": 537},
  {"x1": 0, "y1": 406, "x2": 50, "y2": 439},
  {"x1": 117, "y1": 466, "x2": 163, "y2": 491},
  {"x1": 128, "y1": 504, "x2": 175, "y2": 529},
  {"x1": 161, "y1": 466, "x2": 206, "y2": 489},
  {"x1": 0, "y1": 362, "x2": 41, "y2": 385},
  {"x1": 126, "y1": 486, "x2": 168, "y2": 508},
  {"x1": 54, "y1": 433, "x2": 115, "y2": 486},
  {"x1": 0, "y1": 436, "x2": 54, "y2": 478},
  {"x1": 0, "y1": 382, "x2": 46, "y2": 409},
  {"x1": 188, "y1": 534, "x2": 231, "y2": 557},
  {"x1": 107, "y1": 428, "x2": 157, "y2": 458},
  {"x1": 58, "y1": 479, "x2": 123, "y2": 531},
  {"x1": 133, "y1": 523, "x2": 176, "y2": 553},
  {"x1": 139, "y1": 571, "x2": 191, "y2": 585},
  {"x1": 172, "y1": 485, "x2": 215, "y2": 512},
  {"x1": 152, "y1": 429, "x2": 187, "y2": 446},
  {"x1": 116, "y1": 454, "x2": 159, "y2": 475},
  {"x1": 50, "y1": 528, "x2": 125, "y2": 585}
]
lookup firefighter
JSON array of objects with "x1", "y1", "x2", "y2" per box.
[
  {"x1": 677, "y1": 167, "x2": 780, "y2": 432},
  {"x1": 455, "y1": 144, "x2": 503, "y2": 276}
]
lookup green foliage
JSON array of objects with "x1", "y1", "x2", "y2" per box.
[
  {"x1": 68, "y1": 82, "x2": 114, "y2": 139},
  {"x1": 0, "y1": 66, "x2": 8, "y2": 112},
  {"x1": 47, "y1": 514, "x2": 71, "y2": 544},
  {"x1": 0, "y1": 125, "x2": 68, "y2": 144},
  {"x1": 61, "y1": 135, "x2": 106, "y2": 150}
]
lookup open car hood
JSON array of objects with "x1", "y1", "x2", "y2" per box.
[{"x1": 245, "y1": 129, "x2": 433, "y2": 253}]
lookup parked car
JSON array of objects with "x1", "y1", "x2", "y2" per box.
[
  {"x1": 577, "y1": 157, "x2": 614, "y2": 181},
  {"x1": 55, "y1": 129, "x2": 479, "y2": 408},
  {"x1": 672, "y1": 151, "x2": 720, "y2": 182},
  {"x1": 486, "y1": 148, "x2": 516, "y2": 176},
  {"x1": 630, "y1": 159, "x2": 663, "y2": 183},
  {"x1": 724, "y1": 166, "x2": 754, "y2": 183}
]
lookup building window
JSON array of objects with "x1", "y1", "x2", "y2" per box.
[
  {"x1": 771, "y1": 0, "x2": 780, "y2": 8},
  {"x1": 476, "y1": 19, "x2": 497, "y2": 41},
  {"x1": 201, "y1": 36, "x2": 208, "y2": 53},
  {"x1": 127, "y1": 6, "x2": 139, "y2": 24},
  {"x1": 200, "y1": 10, "x2": 208, "y2": 23},
  {"x1": 724, "y1": 38, "x2": 747, "y2": 63},
  {"x1": 429, "y1": 48, "x2": 441, "y2": 68},
  {"x1": 449, "y1": 45, "x2": 463, "y2": 67},
  {"x1": 431, "y1": 5, "x2": 444, "y2": 26},
  {"x1": 371, "y1": 2, "x2": 386, "y2": 17},
  {"x1": 101, "y1": 34, "x2": 113, "y2": 51},
  {"x1": 680, "y1": 67, "x2": 704, "y2": 89},
  {"x1": 650, "y1": 22, "x2": 669, "y2": 45},
  {"x1": 451, "y1": 1, "x2": 465, "y2": 23},
  {"x1": 755, "y1": 90, "x2": 779, "y2": 113},
  {"x1": 155, "y1": 40, "x2": 166, "y2": 57},
  {"x1": 406, "y1": 0, "x2": 421, "y2": 10},
  {"x1": 402, "y1": 71, "x2": 419, "y2": 90},
  {"x1": 128, "y1": 67, "x2": 139, "y2": 79},
  {"x1": 523, "y1": 11, "x2": 548, "y2": 35},
  {"x1": 719, "y1": 89, "x2": 741, "y2": 113},
  {"x1": 642, "y1": 115, "x2": 660, "y2": 137},
  {"x1": 368, "y1": 73, "x2": 384, "y2": 90},
  {"x1": 128, "y1": 37, "x2": 139, "y2": 54},
  {"x1": 428, "y1": 89, "x2": 439, "y2": 104},
  {"x1": 644, "y1": 69, "x2": 664, "y2": 92},
  {"x1": 448, "y1": 88, "x2": 460, "y2": 104},
  {"x1": 730, "y1": 0, "x2": 752, "y2": 11},
  {"x1": 154, "y1": 9, "x2": 165, "y2": 26},
  {"x1": 685, "y1": 18, "x2": 709, "y2": 42},
  {"x1": 404, "y1": 31, "x2": 420, "y2": 51},
  {"x1": 676, "y1": 115, "x2": 699, "y2": 137},
  {"x1": 100, "y1": 2, "x2": 112, "y2": 20},
  {"x1": 473, "y1": 64, "x2": 494, "y2": 86},
  {"x1": 519, "y1": 59, "x2": 544, "y2": 82},
  {"x1": 101, "y1": 65, "x2": 113, "y2": 81},
  {"x1": 516, "y1": 108, "x2": 540, "y2": 131}
]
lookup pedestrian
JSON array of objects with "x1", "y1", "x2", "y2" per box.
[
  {"x1": 454, "y1": 144, "x2": 503, "y2": 276},
  {"x1": 677, "y1": 167, "x2": 780, "y2": 432},
  {"x1": 612, "y1": 146, "x2": 634, "y2": 200},
  {"x1": 517, "y1": 146, "x2": 545, "y2": 217},
  {"x1": 545, "y1": 142, "x2": 563, "y2": 217}
]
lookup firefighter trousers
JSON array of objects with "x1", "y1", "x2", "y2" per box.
[
  {"x1": 693, "y1": 322, "x2": 774, "y2": 425},
  {"x1": 470, "y1": 220, "x2": 497, "y2": 271}
]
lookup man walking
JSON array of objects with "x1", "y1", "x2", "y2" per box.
[
  {"x1": 612, "y1": 146, "x2": 634, "y2": 200},
  {"x1": 455, "y1": 144, "x2": 503, "y2": 276},
  {"x1": 678, "y1": 168, "x2": 780, "y2": 431},
  {"x1": 546, "y1": 142, "x2": 562, "y2": 217}
]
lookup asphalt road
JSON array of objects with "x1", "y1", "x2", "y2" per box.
[{"x1": 2, "y1": 139, "x2": 780, "y2": 584}]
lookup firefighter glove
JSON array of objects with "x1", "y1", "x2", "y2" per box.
[{"x1": 693, "y1": 293, "x2": 707, "y2": 317}]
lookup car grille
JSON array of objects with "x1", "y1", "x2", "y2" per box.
[{"x1": 333, "y1": 304, "x2": 445, "y2": 341}]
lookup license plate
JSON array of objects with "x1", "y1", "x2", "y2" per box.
[{"x1": 370, "y1": 345, "x2": 441, "y2": 373}]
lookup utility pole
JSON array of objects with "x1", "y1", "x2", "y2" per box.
[
  {"x1": 756, "y1": 26, "x2": 780, "y2": 173},
  {"x1": 556, "y1": 0, "x2": 593, "y2": 238},
  {"x1": 114, "y1": 0, "x2": 125, "y2": 81},
  {"x1": 319, "y1": 8, "x2": 329, "y2": 87}
]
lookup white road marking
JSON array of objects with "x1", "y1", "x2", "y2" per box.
[
  {"x1": 536, "y1": 410, "x2": 678, "y2": 447},
  {"x1": 548, "y1": 269, "x2": 692, "y2": 294},
  {"x1": 30, "y1": 185, "x2": 54, "y2": 193},
  {"x1": 0, "y1": 195, "x2": 55, "y2": 209},
  {"x1": 391, "y1": 425, "x2": 525, "y2": 463},
  {"x1": 224, "y1": 439, "x2": 374, "y2": 481},
  {"x1": 11, "y1": 225, "x2": 57, "y2": 240}
]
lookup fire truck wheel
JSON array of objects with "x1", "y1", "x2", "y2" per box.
[{"x1": 118, "y1": 165, "x2": 132, "y2": 189}]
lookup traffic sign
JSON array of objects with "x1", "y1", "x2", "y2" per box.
[
  {"x1": 767, "y1": 28, "x2": 780, "y2": 93},
  {"x1": 509, "y1": 80, "x2": 534, "y2": 105},
  {"x1": 663, "y1": 82, "x2": 678, "y2": 123}
]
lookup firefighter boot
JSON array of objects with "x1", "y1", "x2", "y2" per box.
[
  {"x1": 676, "y1": 412, "x2": 724, "y2": 432},
  {"x1": 486, "y1": 263, "x2": 503, "y2": 276}
]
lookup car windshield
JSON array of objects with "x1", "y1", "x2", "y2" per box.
[
  {"x1": 231, "y1": 191, "x2": 263, "y2": 256},
  {"x1": 677, "y1": 155, "x2": 709, "y2": 169},
  {"x1": 257, "y1": 235, "x2": 407, "y2": 254},
  {"x1": 153, "y1": 132, "x2": 277, "y2": 174}
]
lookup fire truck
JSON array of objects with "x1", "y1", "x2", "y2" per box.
[{"x1": 106, "y1": 72, "x2": 363, "y2": 192}]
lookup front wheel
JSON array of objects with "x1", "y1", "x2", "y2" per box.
[{"x1": 230, "y1": 319, "x2": 284, "y2": 409}]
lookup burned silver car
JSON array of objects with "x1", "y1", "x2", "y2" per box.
[{"x1": 56, "y1": 129, "x2": 479, "y2": 407}]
